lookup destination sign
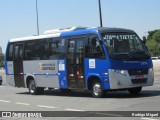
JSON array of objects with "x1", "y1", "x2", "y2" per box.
[{"x1": 103, "y1": 35, "x2": 137, "y2": 40}]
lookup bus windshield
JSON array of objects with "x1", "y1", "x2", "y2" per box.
[{"x1": 101, "y1": 32, "x2": 150, "y2": 60}]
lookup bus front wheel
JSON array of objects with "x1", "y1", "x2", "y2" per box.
[
  {"x1": 128, "y1": 87, "x2": 142, "y2": 95},
  {"x1": 28, "y1": 80, "x2": 44, "y2": 95},
  {"x1": 91, "y1": 80, "x2": 104, "y2": 98}
]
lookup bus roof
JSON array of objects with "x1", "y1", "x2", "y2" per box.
[
  {"x1": 97, "y1": 27, "x2": 135, "y2": 33},
  {"x1": 9, "y1": 27, "x2": 135, "y2": 43}
]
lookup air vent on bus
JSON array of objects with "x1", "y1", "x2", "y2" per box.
[{"x1": 44, "y1": 27, "x2": 88, "y2": 34}]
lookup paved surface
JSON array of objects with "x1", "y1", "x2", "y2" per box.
[
  {"x1": 0, "y1": 70, "x2": 160, "y2": 120},
  {"x1": 153, "y1": 61, "x2": 160, "y2": 76}
]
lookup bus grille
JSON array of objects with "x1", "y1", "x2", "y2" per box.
[
  {"x1": 131, "y1": 78, "x2": 147, "y2": 84},
  {"x1": 128, "y1": 69, "x2": 148, "y2": 76}
]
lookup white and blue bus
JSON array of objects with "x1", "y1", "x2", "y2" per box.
[{"x1": 5, "y1": 27, "x2": 154, "y2": 97}]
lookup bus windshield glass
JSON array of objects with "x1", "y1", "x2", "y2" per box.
[{"x1": 101, "y1": 32, "x2": 150, "y2": 60}]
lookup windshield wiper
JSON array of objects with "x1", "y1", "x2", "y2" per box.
[{"x1": 111, "y1": 53, "x2": 132, "y2": 59}]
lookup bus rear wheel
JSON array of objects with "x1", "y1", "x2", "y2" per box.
[
  {"x1": 28, "y1": 80, "x2": 44, "y2": 95},
  {"x1": 91, "y1": 80, "x2": 104, "y2": 98},
  {"x1": 128, "y1": 87, "x2": 142, "y2": 95}
]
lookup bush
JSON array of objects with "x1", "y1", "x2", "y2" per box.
[{"x1": 146, "y1": 29, "x2": 160, "y2": 56}]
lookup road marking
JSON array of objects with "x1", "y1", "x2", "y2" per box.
[
  {"x1": 0, "y1": 100, "x2": 11, "y2": 103},
  {"x1": 37, "y1": 105, "x2": 57, "y2": 109},
  {"x1": 141, "y1": 117, "x2": 159, "y2": 120},
  {"x1": 65, "y1": 108, "x2": 85, "y2": 111},
  {"x1": 15, "y1": 102, "x2": 30, "y2": 106}
]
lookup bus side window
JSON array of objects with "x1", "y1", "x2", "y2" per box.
[
  {"x1": 24, "y1": 41, "x2": 36, "y2": 60},
  {"x1": 58, "y1": 39, "x2": 66, "y2": 59},
  {"x1": 85, "y1": 36, "x2": 105, "y2": 59},
  {"x1": 46, "y1": 38, "x2": 66, "y2": 59},
  {"x1": 6, "y1": 43, "x2": 14, "y2": 61}
]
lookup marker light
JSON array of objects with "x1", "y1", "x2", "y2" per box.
[{"x1": 149, "y1": 68, "x2": 153, "y2": 72}]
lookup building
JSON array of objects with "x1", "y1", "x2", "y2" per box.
[{"x1": 0, "y1": 46, "x2": 2, "y2": 54}]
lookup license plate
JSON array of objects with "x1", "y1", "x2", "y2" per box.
[{"x1": 136, "y1": 75, "x2": 144, "y2": 80}]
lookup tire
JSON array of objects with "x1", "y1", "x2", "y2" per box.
[
  {"x1": 128, "y1": 87, "x2": 142, "y2": 95},
  {"x1": 0, "y1": 82, "x2": 2, "y2": 85},
  {"x1": 91, "y1": 80, "x2": 104, "y2": 98},
  {"x1": 28, "y1": 80, "x2": 44, "y2": 95}
]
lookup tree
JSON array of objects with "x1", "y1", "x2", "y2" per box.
[
  {"x1": 0, "y1": 53, "x2": 4, "y2": 67},
  {"x1": 146, "y1": 29, "x2": 160, "y2": 56}
]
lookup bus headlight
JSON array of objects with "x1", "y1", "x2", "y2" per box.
[
  {"x1": 111, "y1": 69, "x2": 126, "y2": 76},
  {"x1": 119, "y1": 70, "x2": 126, "y2": 75}
]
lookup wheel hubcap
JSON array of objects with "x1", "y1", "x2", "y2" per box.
[
  {"x1": 30, "y1": 82, "x2": 35, "y2": 93},
  {"x1": 93, "y1": 83, "x2": 101, "y2": 96}
]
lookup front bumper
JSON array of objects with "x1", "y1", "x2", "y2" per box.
[{"x1": 108, "y1": 68, "x2": 154, "y2": 89}]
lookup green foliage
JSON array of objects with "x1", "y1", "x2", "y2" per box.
[
  {"x1": 147, "y1": 30, "x2": 158, "y2": 39},
  {"x1": 0, "y1": 53, "x2": 4, "y2": 67},
  {"x1": 146, "y1": 29, "x2": 160, "y2": 56}
]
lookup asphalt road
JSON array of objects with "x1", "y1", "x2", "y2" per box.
[{"x1": 0, "y1": 75, "x2": 160, "y2": 120}]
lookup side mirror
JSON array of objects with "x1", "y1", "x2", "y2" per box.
[{"x1": 142, "y1": 36, "x2": 146, "y2": 44}]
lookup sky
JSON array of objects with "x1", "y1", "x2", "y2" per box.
[{"x1": 0, "y1": 0, "x2": 160, "y2": 53}]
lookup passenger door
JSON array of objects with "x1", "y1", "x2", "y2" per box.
[
  {"x1": 13, "y1": 44, "x2": 25, "y2": 87},
  {"x1": 67, "y1": 37, "x2": 86, "y2": 89}
]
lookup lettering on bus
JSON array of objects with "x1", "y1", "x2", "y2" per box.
[
  {"x1": 39, "y1": 63, "x2": 55, "y2": 71},
  {"x1": 103, "y1": 35, "x2": 136, "y2": 40}
]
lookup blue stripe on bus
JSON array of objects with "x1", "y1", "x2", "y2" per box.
[
  {"x1": 7, "y1": 74, "x2": 58, "y2": 76},
  {"x1": 6, "y1": 74, "x2": 14, "y2": 76},
  {"x1": 33, "y1": 74, "x2": 58, "y2": 76}
]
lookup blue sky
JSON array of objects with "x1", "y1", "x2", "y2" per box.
[{"x1": 0, "y1": 0, "x2": 160, "y2": 53}]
